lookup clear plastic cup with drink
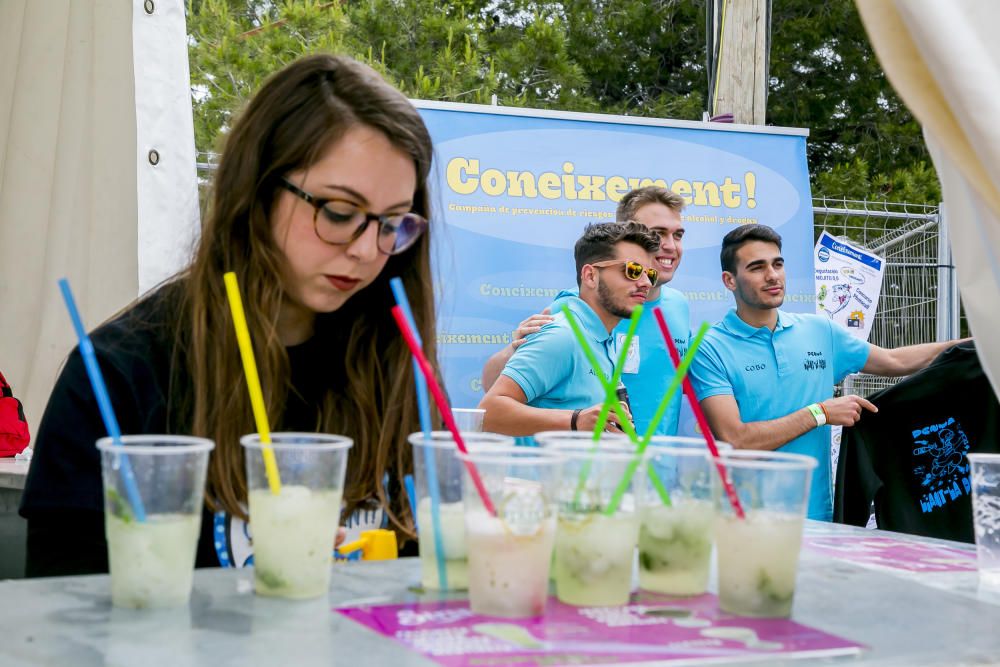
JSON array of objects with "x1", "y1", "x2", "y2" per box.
[
  {"x1": 535, "y1": 431, "x2": 639, "y2": 607},
  {"x1": 409, "y1": 431, "x2": 513, "y2": 590},
  {"x1": 98, "y1": 435, "x2": 214, "y2": 609},
  {"x1": 458, "y1": 445, "x2": 562, "y2": 618},
  {"x1": 451, "y1": 408, "x2": 486, "y2": 432},
  {"x1": 968, "y1": 454, "x2": 1000, "y2": 590},
  {"x1": 713, "y1": 450, "x2": 817, "y2": 618},
  {"x1": 638, "y1": 437, "x2": 731, "y2": 596},
  {"x1": 242, "y1": 433, "x2": 351, "y2": 599}
]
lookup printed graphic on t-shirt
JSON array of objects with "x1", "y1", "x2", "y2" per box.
[
  {"x1": 212, "y1": 504, "x2": 386, "y2": 567},
  {"x1": 911, "y1": 416, "x2": 971, "y2": 513},
  {"x1": 617, "y1": 334, "x2": 640, "y2": 374},
  {"x1": 803, "y1": 350, "x2": 828, "y2": 372}
]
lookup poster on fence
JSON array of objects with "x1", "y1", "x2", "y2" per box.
[{"x1": 814, "y1": 231, "x2": 884, "y2": 342}]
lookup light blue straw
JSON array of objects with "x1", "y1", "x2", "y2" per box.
[
  {"x1": 58, "y1": 278, "x2": 146, "y2": 522},
  {"x1": 404, "y1": 475, "x2": 419, "y2": 533},
  {"x1": 390, "y1": 277, "x2": 447, "y2": 590}
]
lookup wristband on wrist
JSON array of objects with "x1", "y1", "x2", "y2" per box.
[
  {"x1": 806, "y1": 402, "x2": 827, "y2": 427},
  {"x1": 570, "y1": 408, "x2": 582, "y2": 431}
]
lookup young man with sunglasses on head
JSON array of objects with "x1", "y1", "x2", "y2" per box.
[
  {"x1": 688, "y1": 224, "x2": 969, "y2": 521},
  {"x1": 481, "y1": 186, "x2": 691, "y2": 436},
  {"x1": 479, "y1": 222, "x2": 662, "y2": 436}
]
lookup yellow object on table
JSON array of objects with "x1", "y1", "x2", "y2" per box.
[{"x1": 338, "y1": 529, "x2": 399, "y2": 561}]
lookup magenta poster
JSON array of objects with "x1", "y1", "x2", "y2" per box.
[{"x1": 336, "y1": 593, "x2": 862, "y2": 666}]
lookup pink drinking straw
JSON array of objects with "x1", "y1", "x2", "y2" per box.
[
  {"x1": 654, "y1": 308, "x2": 746, "y2": 519},
  {"x1": 390, "y1": 306, "x2": 497, "y2": 516}
]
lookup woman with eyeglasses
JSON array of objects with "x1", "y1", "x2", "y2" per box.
[{"x1": 20, "y1": 54, "x2": 437, "y2": 575}]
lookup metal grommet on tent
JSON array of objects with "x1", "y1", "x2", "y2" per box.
[
  {"x1": 147, "y1": 149, "x2": 160, "y2": 166},
  {"x1": 143, "y1": 0, "x2": 155, "y2": 14}
]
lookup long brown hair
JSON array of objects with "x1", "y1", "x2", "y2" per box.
[{"x1": 173, "y1": 54, "x2": 437, "y2": 538}]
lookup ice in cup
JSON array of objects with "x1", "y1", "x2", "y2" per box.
[
  {"x1": 416, "y1": 498, "x2": 467, "y2": 589},
  {"x1": 98, "y1": 435, "x2": 214, "y2": 609},
  {"x1": 535, "y1": 431, "x2": 639, "y2": 607},
  {"x1": 242, "y1": 433, "x2": 351, "y2": 599},
  {"x1": 713, "y1": 450, "x2": 816, "y2": 617},
  {"x1": 638, "y1": 438, "x2": 730, "y2": 596},
  {"x1": 458, "y1": 446, "x2": 562, "y2": 618},
  {"x1": 451, "y1": 408, "x2": 486, "y2": 432},
  {"x1": 968, "y1": 454, "x2": 1000, "y2": 590},
  {"x1": 410, "y1": 431, "x2": 513, "y2": 590}
]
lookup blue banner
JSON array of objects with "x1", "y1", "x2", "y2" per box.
[{"x1": 418, "y1": 103, "x2": 813, "y2": 434}]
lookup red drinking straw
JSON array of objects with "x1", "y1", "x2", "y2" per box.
[
  {"x1": 654, "y1": 308, "x2": 746, "y2": 519},
  {"x1": 391, "y1": 306, "x2": 497, "y2": 516}
]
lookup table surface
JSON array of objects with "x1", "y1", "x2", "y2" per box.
[
  {"x1": 2, "y1": 521, "x2": 999, "y2": 667},
  {"x1": 0, "y1": 457, "x2": 29, "y2": 490}
]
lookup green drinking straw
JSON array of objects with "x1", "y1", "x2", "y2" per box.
[
  {"x1": 603, "y1": 321, "x2": 710, "y2": 516},
  {"x1": 560, "y1": 305, "x2": 639, "y2": 443},
  {"x1": 562, "y1": 305, "x2": 646, "y2": 508},
  {"x1": 592, "y1": 304, "x2": 642, "y2": 438}
]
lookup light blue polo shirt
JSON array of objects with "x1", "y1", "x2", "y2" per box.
[
  {"x1": 549, "y1": 287, "x2": 690, "y2": 436},
  {"x1": 689, "y1": 309, "x2": 870, "y2": 521},
  {"x1": 502, "y1": 296, "x2": 614, "y2": 416}
]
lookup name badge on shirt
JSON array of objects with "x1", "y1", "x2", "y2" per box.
[{"x1": 617, "y1": 333, "x2": 640, "y2": 374}]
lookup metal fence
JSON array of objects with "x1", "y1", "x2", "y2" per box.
[{"x1": 812, "y1": 197, "x2": 960, "y2": 398}]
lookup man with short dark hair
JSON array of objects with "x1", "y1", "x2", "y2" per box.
[
  {"x1": 481, "y1": 186, "x2": 691, "y2": 436},
  {"x1": 479, "y1": 222, "x2": 661, "y2": 436},
  {"x1": 689, "y1": 224, "x2": 968, "y2": 520}
]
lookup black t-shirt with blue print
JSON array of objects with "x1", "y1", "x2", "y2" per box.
[
  {"x1": 835, "y1": 342, "x2": 1000, "y2": 543},
  {"x1": 20, "y1": 281, "x2": 404, "y2": 577}
]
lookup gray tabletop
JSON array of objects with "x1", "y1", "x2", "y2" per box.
[
  {"x1": 0, "y1": 458, "x2": 29, "y2": 490},
  {"x1": 2, "y1": 521, "x2": 999, "y2": 667}
]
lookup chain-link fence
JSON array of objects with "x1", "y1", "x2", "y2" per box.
[{"x1": 813, "y1": 197, "x2": 960, "y2": 398}]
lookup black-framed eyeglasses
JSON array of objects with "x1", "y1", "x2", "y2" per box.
[
  {"x1": 280, "y1": 178, "x2": 428, "y2": 256},
  {"x1": 590, "y1": 259, "x2": 658, "y2": 284}
]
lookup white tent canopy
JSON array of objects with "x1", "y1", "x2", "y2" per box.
[
  {"x1": 857, "y1": 0, "x2": 1000, "y2": 400},
  {"x1": 0, "y1": 0, "x2": 198, "y2": 431}
]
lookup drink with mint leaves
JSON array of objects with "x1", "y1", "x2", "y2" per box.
[
  {"x1": 637, "y1": 438, "x2": 728, "y2": 596},
  {"x1": 98, "y1": 435, "x2": 213, "y2": 609},
  {"x1": 713, "y1": 450, "x2": 816, "y2": 617},
  {"x1": 242, "y1": 433, "x2": 352, "y2": 599}
]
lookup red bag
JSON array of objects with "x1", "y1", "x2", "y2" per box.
[{"x1": 0, "y1": 371, "x2": 30, "y2": 456}]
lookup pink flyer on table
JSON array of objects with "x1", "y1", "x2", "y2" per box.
[
  {"x1": 336, "y1": 593, "x2": 863, "y2": 666},
  {"x1": 803, "y1": 535, "x2": 976, "y2": 573}
]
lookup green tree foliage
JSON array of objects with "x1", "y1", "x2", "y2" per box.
[{"x1": 187, "y1": 0, "x2": 939, "y2": 204}]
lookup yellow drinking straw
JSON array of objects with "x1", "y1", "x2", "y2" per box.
[{"x1": 223, "y1": 272, "x2": 282, "y2": 495}]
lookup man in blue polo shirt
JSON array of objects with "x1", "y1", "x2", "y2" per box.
[
  {"x1": 479, "y1": 222, "x2": 661, "y2": 436},
  {"x1": 481, "y1": 186, "x2": 691, "y2": 436},
  {"x1": 689, "y1": 224, "x2": 968, "y2": 520}
]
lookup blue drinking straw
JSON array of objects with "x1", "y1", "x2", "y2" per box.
[
  {"x1": 389, "y1": 277, "x2": 448, "y2": 590},
  {"x1": 404, "y1": 475, "x2": 419, "y2": 533},
  {"x1": 58, "y1": 278, "x2": 147, "y2": 522}
]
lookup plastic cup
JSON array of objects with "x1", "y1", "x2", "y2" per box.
[
  {"x1": 638, "y1": 437, "x2": 731, "y2": 596},
  {"x1": 457, "y1": 446, "x2": 563, "y2": 618},
  {"x1": 713, "y1": 450, "x2": 817, "y2": 618},
  {"x1": 241, "y1": 433, "x2": 352, "y2": 599},
  {"x1": 451, "y1": 408, "x2": 486, "y2": 432},
  {"x1": 968, "y1": 454, "x2": 1000, "y2": 590},
  {"x1": 534, "y1": 431, "x2": 640, "y2": 607},
  {"x1": 97, "y1": 435, "x2": 214, "y2": 609},
  {"x1": 409, "y1": 431, "x2": 513, "y2": 590}
]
